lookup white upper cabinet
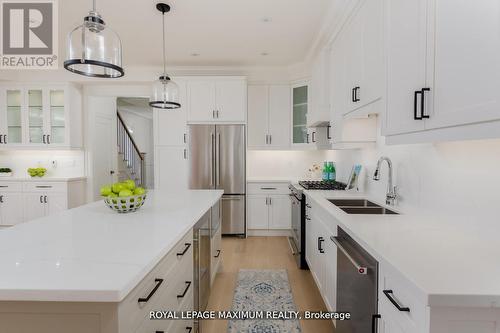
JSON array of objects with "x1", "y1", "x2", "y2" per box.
[
  {"x1": 0, "y1": 84, "x2": 82, "y2": 149},
  {"x1": 155, "y1": 79, "x2": 187, "y2": 146},
  {"x1": 384, "y1": 0, "x2": 500, "y2": 142},
  {"x1": 308, "y1": 48, "x2": 331, "y2": 127},
  {"x1": 187, "y1": 77, "x2": 246, "y2": 123},
  {"x1": 247, "y1": 84, "x2": 290, "y2": 149},
  {"x1": 291, "y1": 82, "x2": 310, "y2": 146},
  {"x1": 338, "y1": 0, "x2": 384, "y2": 116}
]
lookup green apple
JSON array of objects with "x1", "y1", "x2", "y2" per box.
[
  {"x1": 134, "y1": 187, "x2": 145, "y2": 195},
  {"x1": 107, "y1": 192, "x2": 118, "y2": 198},
  {"x1": 100, "y1": 185, "x2": 112, "y2": 196},
  {"x1": 123, "y1": 179, "x2": 136, "y2": 190},
  {"x1": 112, "y1": 182, "x2": 125, "y2": 194},
  {"x1": 119, "y1": 189, "x2": 133, "y2": 197}
]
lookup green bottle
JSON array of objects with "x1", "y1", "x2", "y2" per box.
[
  {"x1": 322, "y1": 162, "x2": 329, "y2": 181},
  {"x1": 328, "y1": 162, "x2": 336, "y2": 181}
]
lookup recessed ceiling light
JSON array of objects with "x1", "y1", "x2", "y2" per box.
[
  {"x1": 191, "y1": 53, "x2": 200, "y2": 57},
  {"x1": 261, "y1": 52, "x2": 269, "y2": 56},
  {"x1": 260, "y1": 17, "x2": 272, "y2": 23}
]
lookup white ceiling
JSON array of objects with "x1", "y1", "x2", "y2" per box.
[{"x1": 59, "y1": 0, "x2": 333, "y2": 68}]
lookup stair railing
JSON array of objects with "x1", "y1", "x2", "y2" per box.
[{"x1": 117, "y1": 112, "x2": 145, "y2": 187}]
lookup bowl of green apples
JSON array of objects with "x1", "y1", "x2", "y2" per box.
[
  {"x1": 101, "y1": 179, "x2": 147, "y2": 213},
  {"x1": 28, "y1": 167, "x2": 47, "y2": 177}
]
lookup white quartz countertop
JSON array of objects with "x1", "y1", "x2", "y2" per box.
[
  {"x1": 0, "y1": 176, "x2": 86, "y2": 182},
  {"x1": 304, "y1": 190, "x2": 500, "y2": 308},
  {"x1": 0, "y1": 190, "x2": 223, "y2": 302}
]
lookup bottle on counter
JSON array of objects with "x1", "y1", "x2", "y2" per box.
[
  {"x1": 322, "y1": 162, "x2": 329, "y2": 181},
  {"x1": 328, "y1": 162, "x2": 336, "y2": 181}
]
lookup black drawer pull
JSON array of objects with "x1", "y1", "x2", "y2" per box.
[
  {"x1": 260, "y1": 187, "x2": 277, "y2": 190},
  {"x1": 44, "y1": 195, "x2": 47, "y2": 203},
  {"x1": 318, "y1": 237, "x2": 325, "y2": 253},
  {"x1": 186, "y1": 327, "x2": 193, "y2": 333},
  {"x1": 176, "y1": 243, "x2": 191, "y2": 257},
  {"x1": 39, "y1": 195, "x2": 43, "y2": 203},
  {"x1": 0, "y1": 186, "x2": 8, "y2": 188},
  {"x1": 354, "y1": 87, "x2": 361, "y2": 102},
  {"x1": 327, "y1": 125, "x2": 331, "y2": 140},
  {"x1": 383, "y1": 290, "x2": 410, "y2": 312},
  {"x1": 420, "y1": 88, "x2": 430, "y2": 119},
  {"x1": 138, "y1": 278, "x2": 163, "y2": 303},
  {"x1": 0, "y1": 195, "x2": 3, "y2": 203},
  {"x1": 156, "y1": 331, "x2": 164, "y2": 333},
  {"x1": 177, "y1": 281, "x2": 192, "y2": 299},
  {"x1": 36, "y1": 185, "x2": 52, "y2": 188},
  {"x1": 214, "y1": 249, "x2": 221, "y2": 258}
]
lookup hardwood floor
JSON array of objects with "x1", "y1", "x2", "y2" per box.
[{"x1": 202, "y1": 236, "x2": 335, "y2": 333}]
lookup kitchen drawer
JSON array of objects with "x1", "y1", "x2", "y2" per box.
[
  {"x1": 119, "y1": 229, "x2": 193, "y2": 333},
  {"x1": 211, "y1": 226, "x2": 222, "y2": 285},
  {"x1": 0, "y1": 182, "x2": 23, "y2": 192},
  {"x1": 379, "y1": 263, "x2": 430, "y2": 332},
  {"x1": 247, "y1": 182, "x2": 290, "y2": 195},
  {"x1": 23, "y1": 182, "x2": 67, "y2": 193}
]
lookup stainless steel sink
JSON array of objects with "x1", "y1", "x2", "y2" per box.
[
  {"x1": 338, "y1": 206, "x2": 399, "y2": 215},
  {"x1": 328, "y1": 198, "x2": 400, "y2": 215},
  {"x1": 328, "y1": 199, "x2": 381, "y2": 208}
]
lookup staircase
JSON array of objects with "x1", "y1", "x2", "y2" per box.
[{"x1": 117, "y1": 112, "x2": 145, "y2": 187}]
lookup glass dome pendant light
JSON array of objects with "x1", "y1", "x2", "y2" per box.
[
  {"x1": 149, "y1": 3, "x2": 181, "y2": 109},
  {"x1": 64, "y1": 0, "x2": 124, "y2": 78}
]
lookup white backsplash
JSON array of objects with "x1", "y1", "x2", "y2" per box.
[
  {"x1": 247, "y1": 150, "x2": 330, "y2": 180},
  {"x1": 326, "y1": 131, "x2": 500, "y2": 218},
  {"x1": 0, "y1": 150, "x2": 85, "y2": 178}
]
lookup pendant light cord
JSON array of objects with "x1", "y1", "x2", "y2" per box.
[
  {"x1": 92, "y1": 0, "x2": 96, "y2": 12},
  {"x1": 162, "y1": 12, "x2": 166, "y2": 76}
]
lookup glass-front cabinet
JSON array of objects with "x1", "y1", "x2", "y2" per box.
[
  {"x1": 0, "y1": 84, "x2": 78, "y2": 148},
  {"x1": 292, "y1": 83, "x2": 310, "y2": 145}
]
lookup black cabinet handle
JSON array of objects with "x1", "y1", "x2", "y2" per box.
[
  {"x1": 0, "y1": 195, "x2": 3, "y2": 203},
  {"x1": 138, "y1": 278, "x2": 163, "y2": 303},
  {"x1": 176, "y1": 243, "x2": 192, "y2": 257},
  {"x1": 260, "y1": 187, "x2": 277, "y2": 190},
  {"x1": 177, "y1": 281, "x2": 192, "y2": 299},
  {"x1": 3, "y1": 135, "x2": 6, "y2": 144},
  {"x1": 354, "y1": 87, "x2": 361, "y2": 102},
  {"x1": 36, "y1": 185, "x2": 52, "y2": 188},
  {"x1": 318, "y1": 237, "x2": 325, "y2": 253},
  {"x1": 0, "y1": 135, "x2": 2, "y2": 144},
  {"x1": 42, "y1": 135, "x2": 46, "y2": 144},
  {"x1": 327, "y1": 125, "x2": 331, "y2": 140},
  {"x1": 352, "y1": 87, "x2": 355, "y2": 102},
  {"x1": 312, "y1": 131, "x2": 316, "y2": 143},
  {"x1": 186, "y1": 327, "x2": 193, "y2": 333},
  {"x1": 214, "y1": 249, "x2": 221, "y2": 258},
  {"x1": 39, "y1": 195, "x2": 43, "y2": 203},
  {"x1": 420, "y1": 88, "x2": 430, "y2": 119},
  {"x1": 383, "y1": 290, "x2": 410, "y2": 312},
  {"x1": 372, "y1": 314, "x2": 381, "y2": 333},
  {"x1": 47, "y1": 135, "x2": 51, "y2": 144},
  {"x1": 44, "y1": 195, "x2": 47, "y2": 203},
  {"x1": 306, "y1": 133, "x2": 309, "y2": 144}
]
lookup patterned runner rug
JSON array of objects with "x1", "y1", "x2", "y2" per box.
[{"x1": 227, "y1": 269, "x2": 302, "y2": 333}]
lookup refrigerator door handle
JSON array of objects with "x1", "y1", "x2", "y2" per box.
[
  {"x1": 217, "y1": 132, "x2": 221, "y2": 187},
  {"x1": 210, "y1": 132, "x2": 215, "y2": 187}
]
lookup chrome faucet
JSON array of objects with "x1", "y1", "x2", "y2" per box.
[{"x1": 373, "y1": 157, "x2": 398, "y2": 206}]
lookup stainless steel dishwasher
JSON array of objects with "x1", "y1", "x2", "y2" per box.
[
  {"x1": 193, "y1": 210, "x2": 211, "y2": 333},
  {"x1": 331, "y1": 227, "x2": 379, "y2": 333}
]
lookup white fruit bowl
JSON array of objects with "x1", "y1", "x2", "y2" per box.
[{"x1": 104, "y1": 193, "x2": 147, "y2": 213}]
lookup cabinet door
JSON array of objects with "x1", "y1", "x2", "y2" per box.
[
  {"x1": 26, "y1": 89, "x2": 46, "y2": 145},
  {"x1": 247, "y1": 85, "x2": 269, "y2": 148},
  {"x1": 425, "y1": 0, "x2": 500, "y2": 130},
  {"x1": 0, "y1": 193, "x2": 24, "y2": 225},
  {"x1": 47, "y1": 89, "x2": 66, "y2": 145},
  {"x1": 46, "y1": 193, "x2": 67, "y2": 216},
  {"x1": 343, "y1": 11, "x2": 364, "y2": 115},
  {"x1": 155, "y1": 146, "x2": 188, "y2": 190},
  {"x1": 4, "y1": 89, "x2": 24, "y2": 145},
  {"x1": 330, "y1": 41, "x2": 347, "y2": 141},
  {"x1": 268, "y1": 85, "x2": 291, "y2": 149},
  {"x1": 322, "y1": 220, "x2": 337, "y2": 311},
  {"x1": 156, "y1": 81, "x2": 187, "y2": 146},
  {"x1": 23, "y1": 193, "x2": 46, "y2": 222},
  {"x1": 187, "y1": 81, "x2": 216, "y2": 122},
  {"x1": 309, "y1": 49, "x2": 331, "y2": 126},
  {"x1": 268, "y1": 195, "x2": 291, "y2": 230},
  {"x1": 215, "y1": 80, "x2": 246, "y2": 122},
  {"x1": 305, "y1": 210, "x2": 315, "y2": 269},
  {"x1": 360, "y1": 0, "x2": 384, "y2": 108},
  {"x1": 291, "y1": 84, "x2": 309, "y2": 145},
  {"x1": 384, "y1": 0, "x2": 427, "y2": 135},
  {"x1": 247, "y1": 195, "x2": 269, "y2": 229}
]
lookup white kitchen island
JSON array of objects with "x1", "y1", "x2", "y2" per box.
[{"x1": 0, "y1": 189, "x2": 223, "y2": 333}]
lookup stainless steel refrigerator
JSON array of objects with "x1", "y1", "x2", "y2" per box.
[{"x1": 188, "y1": 125, "x2": 246, "y2": 235}]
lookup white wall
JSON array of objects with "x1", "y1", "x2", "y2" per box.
[
  {"x1": 326, "y1": 125, "x2": 500, "y2": 218},
  {"x1": 247, "y1": 150, "x2": 330, "y2": 180},
  {"x1": 0, "y1": 150, "x2": 85, "y2": 178}
]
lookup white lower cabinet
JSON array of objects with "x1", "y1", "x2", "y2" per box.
[
  {"x1": 247, "y1": 183, "x2": 291, "y2": 232},
  {"x1": 0, "y1": 192, "x2": 23, "y2": 226},
  {"x1": 0, "y1": 180, "x2": 85, "y2": 225},
  {"x1": 305, "y1": 196, "x2": 337, "y2": 312}
]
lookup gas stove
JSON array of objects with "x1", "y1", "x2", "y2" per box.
[{"x1": 298, "y1": 180, "x2": 347, "y2": 191}]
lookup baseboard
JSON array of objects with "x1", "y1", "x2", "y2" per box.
[{"x1": 247, "y1": 229, "x2": 292, "y2": 237}]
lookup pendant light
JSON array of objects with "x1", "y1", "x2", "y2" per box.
[
  {"x1": 64, "y1": 0, "x2": 124, "y2": 78},
  {"x1": 149, "y1": 3, "x2": 181, "y2": 109}
]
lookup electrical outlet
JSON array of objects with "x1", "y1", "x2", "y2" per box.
[{"x1": 52, "y1": 160, "x2": 58, "y2": 168}]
